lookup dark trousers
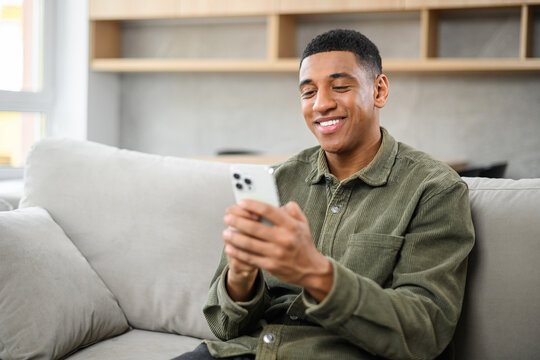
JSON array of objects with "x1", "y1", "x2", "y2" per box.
[{"x1": 171, "y1": 343, "x2": 255, "y2": 360}]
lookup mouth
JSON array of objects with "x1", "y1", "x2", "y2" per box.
[{"x1": 315, "y1": 117, "x2": 345, "y2": 134}]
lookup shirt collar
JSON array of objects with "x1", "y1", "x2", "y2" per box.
[{"x1": 306, "y1": 127, "x2": 398, "y2": 187}]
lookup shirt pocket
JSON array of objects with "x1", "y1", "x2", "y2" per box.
[{"x1": 340, "y1": 233, "x2": 405, "y2": 286}]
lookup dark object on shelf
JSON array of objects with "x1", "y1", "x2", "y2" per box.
[
  {"x1": 458, "y1": 162, "x2": 507, "y2": 178},
  {"x1": 217, "y1": 150, "x2": 260, "y2": 156}
]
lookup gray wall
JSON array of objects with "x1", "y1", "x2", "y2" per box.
[{"x1": 88, "y1": 10, "x2": 540, "y2": 179}]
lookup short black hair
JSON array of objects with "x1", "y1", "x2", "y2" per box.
[{"x1": 300, "y1": 29, "x2": 382, "y2": 78}]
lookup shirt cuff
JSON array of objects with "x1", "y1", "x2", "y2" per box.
[
  {"x1": 302, "y1": 257, "x2": 361, "y2": 329},
  {"x1": 216, "y1": 266, "x2": 266, "y2": 321}
]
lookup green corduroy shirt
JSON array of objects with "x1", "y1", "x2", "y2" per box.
[{"x1": 203, "y1": 128, "x2": 475, "y2": 360}]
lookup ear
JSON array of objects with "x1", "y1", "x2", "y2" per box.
[{"x1": 373, "y1": 74, "x2": 389, "y2": 108}]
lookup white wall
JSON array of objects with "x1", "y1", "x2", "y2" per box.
[
  {"x1": 87, "y1": 71, "x2": 120, "y2": 146},
  {"x1": 87, "y1": 9, "x2": 540, "y2": 179}
]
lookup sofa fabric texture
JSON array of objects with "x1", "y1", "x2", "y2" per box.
[
  {"x1": 455, "y1": 177, "x2": 540, "y2": 359},
  {"x1": 65, "y1": 330, "x2": 202, "y2": 360},
  {"x1": 1, "y1": 138, "x2": 537, "y2": 359},
  {"x1": 0, "y1": 179, "x2": 23, "y2": 210},
  {"x1": 19, "y1": 138, "x2": 230, "y2": 340},
  {"x1": 0, "y1": 207, "x2": 129, "y2": 360}
]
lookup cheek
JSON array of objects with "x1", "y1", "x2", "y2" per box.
[
  {"x1": 349, "y1": 94, "x2": 372, "y2": 116},
  {"x1": 301, "y1": 103, "x2": 317, "y2": 133},
  {"x1": 357, "y1": 86, "x2": 375, "y2": 107},
  {"x1": 301, "y1": 101, "x2": 313, "y2": 119}
]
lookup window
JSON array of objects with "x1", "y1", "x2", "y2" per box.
[
  {"x1": 0, "y1": 111, "x2": 44, "y2": 167},
  {"x1": 0, "y1": 0, "x2": 52, "y2": 179}
]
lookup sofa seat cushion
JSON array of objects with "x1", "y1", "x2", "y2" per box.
[
  {"x1": 65, "y1": 330, "x2": 202, "y2": 360},
  {"x1": 0, "y1": 207, "x2": 129, "y2": 360}
]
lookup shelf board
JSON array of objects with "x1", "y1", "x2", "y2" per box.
[
  {"x1": 384, "y1": 58, "x2": 540, "y2": 72},
  {"x1": 91, "y1": 59, "x2": 300, "y2": 72},
  {"x1": 90, "y1": 0, "x2": 540, "y2": 19},
  {"x1": 91, "y1": 58, "x2": 540, "y2": 73}
]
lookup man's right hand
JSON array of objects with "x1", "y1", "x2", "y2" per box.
[{"x1": 223, "y1": 204, "x2": 260, "y2": 302}]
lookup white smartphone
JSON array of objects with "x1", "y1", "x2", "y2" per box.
[{"x1": 230, "y1": 164, "x2": 280, "y2": 225}]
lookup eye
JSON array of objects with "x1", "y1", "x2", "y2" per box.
[
  {"x1": 333, "y1": 86, "x2": 350, "y2": 92},
  {"x1": 301, "y1": 89, "x2": 316, "y2": 99}
]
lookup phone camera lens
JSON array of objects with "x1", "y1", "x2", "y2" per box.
[
  {"x1": 235, "y1": 183, "x2": 243, "y2": 190},
  {"x1": 233, "y1": 173, "x2": 241, "y2": 180},
  {"x1": 244, "y1": 178, "x2": 252, "y2": 185}
]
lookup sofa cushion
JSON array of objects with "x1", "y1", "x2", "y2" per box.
[
  {"x1": 20, "y1": 138, "x2": 233, "y2": 339},
  {"x1": 0, "y1": 179, "x2": 23, "y2": 210},
  {"x1": 65, "y1": 330, "x2": 202, "y2": 360},
  {"x1": 0, "y1": 198, "x2": 13, "y2": 211},
  {"x1": 456, "y1": 178, "x2": 540, "y2": 359},
  {"x1": 0, "y1": 207, "x2": 129, "y2": 360}
]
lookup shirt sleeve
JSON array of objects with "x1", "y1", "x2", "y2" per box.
[
  {"x1": 302, "y1": 181, "x2": 475, "y2": 360},
  {"x1": 203, "y1": 254, "x2": 268, "y2": 341}
]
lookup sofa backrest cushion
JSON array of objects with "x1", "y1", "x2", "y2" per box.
[
  {"x1": 0, "y1": 207, "x2": 129, "y2": 360},
  {"x1": 20, "y1": 139, "x2": 233, "y2": 339},
  {"x1": 456, "y1": 177, "x2": 540, "y2": 359}
]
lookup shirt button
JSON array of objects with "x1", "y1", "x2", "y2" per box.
[
  {"x1": 289, "y1": 315, "x2": 299, "y2": 320},
  {"x1": 263, "y1": 333, "x2": 276, "y2": 344},
  {"x1": 331, "y1": 205, "x2": 340, "y2": 214}
]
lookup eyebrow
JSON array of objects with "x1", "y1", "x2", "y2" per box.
[
  {"x1": 299, "y1": 78, "x2": 312, "y2": 88},
  {"x1": 299, "y1": 72, "x2": 355, "y2": 88},
  {"x1": 329, "y1": 72, "x2": 355, "y2": 80}
]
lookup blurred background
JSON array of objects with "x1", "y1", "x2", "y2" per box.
[{"x1": 1, "y1": 0, "x2": 540, "y2": 181}]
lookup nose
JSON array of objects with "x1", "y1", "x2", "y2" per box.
[{"x1": 313, "y1": 88, "x2": 336, "y2": 114}]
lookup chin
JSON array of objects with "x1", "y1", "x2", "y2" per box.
[{"x1": 321, "y1": 145, "x2": 344, "y2": 155}]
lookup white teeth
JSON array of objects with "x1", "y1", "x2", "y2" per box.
[{"x1": 320, "y1": 119, "x2": 342, "y2": 127}]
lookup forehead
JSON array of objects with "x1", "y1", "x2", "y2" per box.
[{"x1": 299, "y1": 51, "x2": 364, "y2": 82}]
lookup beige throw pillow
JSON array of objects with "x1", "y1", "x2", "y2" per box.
[{"x1": 0, "y1": 207, "x2": 129, "y2": 360}]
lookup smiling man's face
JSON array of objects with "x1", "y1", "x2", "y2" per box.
[{"x1": 299, "y1": 51, "x2": 384, "y2": 159}]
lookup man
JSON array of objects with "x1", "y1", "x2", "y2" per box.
[{"x1": 175, "y1": 29, "x2": 474, "y2": 360}]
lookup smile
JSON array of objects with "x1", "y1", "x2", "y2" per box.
[
  {"x1": 319, "y1": 119, "x2": 342, "y2": 127},
  {"x1": 315, "y1": 117, "x2": 345, "y2": 134}
]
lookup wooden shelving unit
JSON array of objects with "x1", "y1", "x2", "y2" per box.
[{"x1": 89, "y1": 0, "x2": 540, "y2": 73}]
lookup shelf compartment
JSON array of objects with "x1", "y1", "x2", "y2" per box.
[
  {"x1": 437, "y1": 7, "x2": 522, "y2": 59},
  {"x1": 295, "y1": 12, "x2": 421, "y2": 59},
  {"x1": 119, "y1": 18, "x2": 268, "y2": 60}
]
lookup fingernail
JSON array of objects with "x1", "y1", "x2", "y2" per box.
[{"x1": 223, "y1": 229, "x2": 231, "y2": 239}]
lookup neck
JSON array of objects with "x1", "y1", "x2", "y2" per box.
[{"x1": 325, "y1": 132, "x2": 382, "y2": 182}]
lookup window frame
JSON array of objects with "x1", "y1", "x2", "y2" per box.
[{"x1": 0, "y1": 0, "x2": 55, "y2": 180}]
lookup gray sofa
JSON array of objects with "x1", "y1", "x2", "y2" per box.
[{"x1": 0, "y1": 138, "x2": 538, "y2": 360}]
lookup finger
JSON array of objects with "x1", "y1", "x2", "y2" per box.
[
  {"x1": 223, "y1": 228, "x2": 274, "y2": 257},
  {"x1": 225, "y1": 242, "x2": 269, "y2": 269},
  {"x1": 224, "y1": 212, "x2": 273, "y2": 241},
  {"x1": 237, "y1": 199, "x2": 292, "y2": 227},
  {"x1": 225, "y1": 204, "x2": 260, "y2": 221}
]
